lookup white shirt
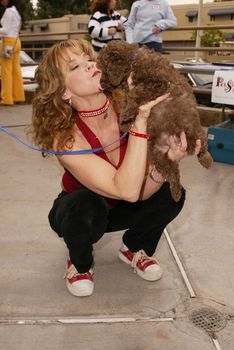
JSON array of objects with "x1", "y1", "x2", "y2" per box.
[
  {"x1": 125, "y1": 0, "x2": 176, "y2": 44},
  {"x1": 0, "y1": 6, "x2": 21, "y2": 38}
]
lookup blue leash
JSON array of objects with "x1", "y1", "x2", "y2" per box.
[{"x1": 0, "y1": 125, "x2": 128, "y2": 155}]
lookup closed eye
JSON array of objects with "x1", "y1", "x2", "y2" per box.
[{"x1": 70, "y1": 65, "x2": 79, "y2": 71}]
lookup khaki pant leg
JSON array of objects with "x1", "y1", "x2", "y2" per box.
[
  {"x1": 12, "y1": 38, "x2": 25, "y2": 102},
  {"x1": 1, "y1": 37, "x2": 25, "y2": 104},
  {"x1": 1, "y1": 49, "x2": 13, "y2": 105}
]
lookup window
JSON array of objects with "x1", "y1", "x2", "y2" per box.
[
  {"x1": 36, "y1": 23, "x2": 49, "y2": 31},
  {"x1": 77, "y1": 23, "x2": 88, "y2": 30},
  {"x1": 208, "y1": 8, "x2": 234, "y2": 21},
  {"x1": 186, "y1": 10, "x2": 198, "y2": 23}
]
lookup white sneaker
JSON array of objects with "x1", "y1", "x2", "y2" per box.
[
  {"x1": 119, "y1": 243, "x2": 163, "y2": 281},
  {"x1": 64, "y1": 260, "x2": 94, "y2": 297}
]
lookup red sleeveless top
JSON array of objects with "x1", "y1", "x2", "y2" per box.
[{"x1": 62, "y1": 114, "x2": 128, "y2": 207}]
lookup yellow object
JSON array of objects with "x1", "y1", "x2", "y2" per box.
[{"x1": 1, "y1": 37, "x2": 25, "y2": 105}]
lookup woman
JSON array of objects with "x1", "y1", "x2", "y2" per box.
[
  {"x1": 31, "y1": 39, "x2": 201, "y2": 297},
  {"x1": 88, "y1": 0, "x2": 127, "y2": 54},
  {"x1": 125, "y1": 0, "x2": 177, "y2": 53},
  {"x1": 0, "y1": 0, "x2": 25, "y2": 105}
]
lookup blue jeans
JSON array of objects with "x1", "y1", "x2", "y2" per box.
[{"x1": 142, "y1": 41, "x2": 162, "y2": 53}]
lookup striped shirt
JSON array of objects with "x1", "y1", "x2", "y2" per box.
[{"x1": 88, "y1": 11, "x2": 127, "y2": 53}]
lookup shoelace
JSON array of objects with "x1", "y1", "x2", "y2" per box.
[
  {"x1": 63, "y1": 263, "x2": 92, "y2": 280},
  {"x1": 131, "y1": 250, "x2": 157, "y2": 271},
  {"x1": 63, "y1": 263, "x2": 78, "y2": 279}
]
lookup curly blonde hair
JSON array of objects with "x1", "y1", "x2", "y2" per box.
[{"x1": 31, "y1": 38, "x2": 96, "y2": 154}]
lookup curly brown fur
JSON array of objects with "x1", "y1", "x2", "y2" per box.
[
  {"x1": 146, "y1": 95, "x2": 211, "y2": 201},
  {"x1": 97, "y1": 40, "x2": 138, "y2": 103},
  {"x1": 98, "y1": 43, "x2": 213, "y2": 201},
  {"x1": 120, "y1": 50, "x2": 194, "y2": 125}
]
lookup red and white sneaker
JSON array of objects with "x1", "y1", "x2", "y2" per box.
[
  {"x1": 64, "y1": 260, "x2": 94, "y2": 297},
  {"x1": 118, "y1": 243, "x2": 163, "y2": 281}
]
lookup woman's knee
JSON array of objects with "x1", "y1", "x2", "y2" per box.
[
  {"x1": 73, "y1": 190, "x2": 109, "y2": 220},
  {"x1": 59, "y1": 190, "x2": 109, "y2": 240},
  {"x1": 149, "y1": 183, "x2": 186, "y2": 218},
  {"x1": 159, "y1": 182, "x2": 185, "y2": 204},
  {"x1": 168, "y1": 186, "x2": 186, "y2": 221}
]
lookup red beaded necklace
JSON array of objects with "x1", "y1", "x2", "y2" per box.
[{"x1": 78, "y1": 97, "x2": 110, "y2": 117}]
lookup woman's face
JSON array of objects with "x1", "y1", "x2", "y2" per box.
[
  {"x1": 63, "y1": 51, "x2": 102, "y2": 100},
  {"x1": 108, "y1": 0, "x2": 117, "y2": 11}
]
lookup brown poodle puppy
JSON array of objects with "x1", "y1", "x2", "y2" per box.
[{"x1": 97, "y1": 42, "x2": 213, "y2": 201}]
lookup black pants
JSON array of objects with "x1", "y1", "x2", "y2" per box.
[{"x1": 48, "y1": 183, "x2": 185, "y2": 273}]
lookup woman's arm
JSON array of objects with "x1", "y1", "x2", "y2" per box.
[
  {"x1": 0, "y1": 9, "x2": 12, "y2": 35},
  {"x1": 58, "y1": 96, "x2": 169, "y2": 203},
  {"x1": 88, "y1": 11, "x2": 117, "y2": 39},
  {"x1": 58, "y1": 115, "x2": 148, "y2": 202},
  {"x1": 155, "y1": 4, "x2": 177, "y2": 31},
  {"x1": 124, "y1": 2, "x2": 138, "y2": 43}
]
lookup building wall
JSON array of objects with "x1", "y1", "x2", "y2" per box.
[{"x1": 20, "y1": 3, "x2": 234, "y2": 60}]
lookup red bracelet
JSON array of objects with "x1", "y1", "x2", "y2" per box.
[{"x1": 128, "y1": 128, "x2": 150, "y2": 139}]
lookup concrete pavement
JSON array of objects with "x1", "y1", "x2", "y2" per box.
[{"x1": 0, "y1": 104, "x2": 233, "y2": 349}]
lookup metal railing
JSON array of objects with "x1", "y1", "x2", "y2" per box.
[
  {"x1": 20, "y1": 24, "x2": 234, "y2": 119},
  {"x1": 20, "y1": 30, "x2": 88, "y2": 39},
  {"x1": 165, "y1": 24, "x2": 234, "y2": 53},
  {"x1": 20, "y1": 24, "x2": 234, "y2": 53}
]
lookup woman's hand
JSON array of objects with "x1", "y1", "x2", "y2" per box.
[
  {"x1": 108, "y1": 27, "x2": 117, "y2": 36},
  {"x1": 136, "y1": 93, "x2": 171, "y2": 122},
  {"x1": 152, "y1": 26, "x2": 161, "y2": 34},
  {"x1": 167, "y1": 131, "x2": 201, "y2": 162},
  {"x1": 117, "y1": 23, "x2": 125, "y2": 30}
]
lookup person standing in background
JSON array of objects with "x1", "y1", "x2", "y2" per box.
[
  {"x1": 125, "y1": 0, "x2": 177, "y2": 53},
  {"x1": 88, "y1": 0, "x2": 127, "y2": 54},
  {"x1": 0, "y1": 0, "x2": 25, "y2": 105}
]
